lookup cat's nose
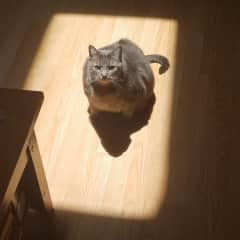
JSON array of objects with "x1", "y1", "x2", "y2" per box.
[{"x1": 101, "y1": 71, "x2": 108, "y2": 79}]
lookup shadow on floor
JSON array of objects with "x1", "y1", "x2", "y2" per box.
[{"x1": 90, "y1": 94, "x2": 155, "y2": 156}]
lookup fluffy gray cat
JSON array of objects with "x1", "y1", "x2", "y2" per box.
[{"x1": 83, "y1": 38, "x2": 169, "y2": 118}]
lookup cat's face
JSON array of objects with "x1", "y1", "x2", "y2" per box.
[{"x1": 88, "y1": 45, "x2": 123, "y2": 88}]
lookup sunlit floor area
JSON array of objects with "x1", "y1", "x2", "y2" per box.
[
  {"x1": 34, "y1": 12, "x2": 176, "y2": 219},
  {"x1": 0, "y1": 0, "x2": 239, "y2": 239}
]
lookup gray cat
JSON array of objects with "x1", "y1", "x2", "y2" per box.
[{"x1": 83, "y1": 38, "x2": 169, "y2": 118}]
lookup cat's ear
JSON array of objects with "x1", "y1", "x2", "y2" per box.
[
  {"x1": 111, "y1": 46, "x2": 122, "y2": 61},
  {"x1": 88, "y1": 45, "x2": 98, "y2": 57}
]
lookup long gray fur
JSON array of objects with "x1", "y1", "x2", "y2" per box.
[{"x1": 83, "y1": 38, "x2": 169, "y2": 118}]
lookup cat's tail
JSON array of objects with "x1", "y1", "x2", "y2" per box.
[{"x1": 145, "y1": 54, "x2": 170, "y2": 74}]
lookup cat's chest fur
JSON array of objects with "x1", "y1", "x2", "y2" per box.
[{"x1": 89, "y1": 91, "x2": 131, "y2": 113}]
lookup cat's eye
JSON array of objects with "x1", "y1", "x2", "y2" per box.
[
  {"x1": 108, "y1": 66, "x2": 116, "y2": 70},
  {"x1": 94, "y1": 65, "x2": 101, "y2": 70}
]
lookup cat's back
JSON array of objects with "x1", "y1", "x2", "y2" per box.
[
  {"x1": 118, "y1": 39, "x2": 147, "y2": 65},
  {"x1": 100, "y1": 39, "x2": 147, "y2": 65},
  {"x1": 118, "y1": 39, "x2": 144, "y2": 54},
  {"x1": 118, "y1": 39, "x2": 153, "y2": 83}
]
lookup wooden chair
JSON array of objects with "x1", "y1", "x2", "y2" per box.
[{"x1": 0, "y1": 88, "x2": 53, "y2": 239}]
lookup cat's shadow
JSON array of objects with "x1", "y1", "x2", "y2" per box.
[{"x1": 89, "y1": 94, "x2": 156, "y2": 157}]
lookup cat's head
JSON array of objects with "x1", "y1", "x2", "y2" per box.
[{"x1": 87, "y1": 45, "x2": 123, "y2": 88}]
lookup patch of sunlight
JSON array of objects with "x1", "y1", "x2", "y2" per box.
[{"x1": 24, "y1": 12, "x2": 178, "y2": 220}]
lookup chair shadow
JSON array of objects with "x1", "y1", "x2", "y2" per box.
[{"x1": 89, "y1": 94, "x2": 156, "y2": 157}]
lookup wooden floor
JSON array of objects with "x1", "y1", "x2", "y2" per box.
[{"x1": 0, "y1": 0, "x2": 240, "y2": 239}]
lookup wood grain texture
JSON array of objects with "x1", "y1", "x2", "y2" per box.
[
  {"x1": 0, "y1": 0, "x2": 239, "y2": 239},
  {"x1": 27, "y1": 132, "x2": 53, "y2": 212}
]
